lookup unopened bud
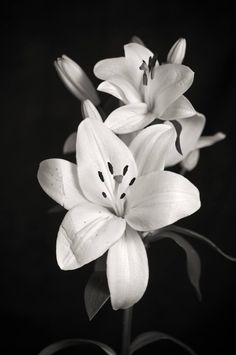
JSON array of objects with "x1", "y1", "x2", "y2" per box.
[
  {"x1": 167, "y1": 38, "x2": 186, "y2": 64},
  {"x1": 130, "y1": 35, "x2": 145, "y2": 46},
  {"x1": 54, "y1": 55, "x2": 100, "y2": 105}
]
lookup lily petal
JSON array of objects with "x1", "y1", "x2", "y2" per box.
[
  {"x1": 63, "y1": 132, "x2": 76, "y2": 154},
  {"x1": 55, "y1": 55, "x2": 100, "y2": 105},
  {"x1": 76, "y1": 118, "x2": 137, "y2": 208},
  {"x1": 181, "y1": 149, "x2": 200, "y2": 171},
  {"x1": 107, "y1": 225, "x2": 149, "y2": 310},
  {"x1": 165, "y1": 113, "x2": 206, "y2": 166},
  {"x1": 160, "y1": 96, "x2": 196, "y2": 120},
  {"x1": 105, "y1": 103, "x2": 156, "y2": 134},
  {"x1": 129, "y1": 124, "x2": 175, "y2": 176},
  {"x1": 37, "y1": 159, "x2": 86, "y2": 209},
  {"x1": 150, "y1": 64, "x2": 194, "y2": 117},
  {"x1": 57, "y1": 203, "x2": 126, "y2": 270},
  {"x1": 196, "y1": 132, "x2": 226, "y2": 149},
  {"x1": 100, "y1": 75, "x2": 141, "y2": 104},
  {"x1": 124, "y1": 42, "x2": 156, "y2": 86},
  {"x1": 125, "y1": 171, "x2": 200, "y2": 231},
  {"x1": 124, "y1": 43, "x2": 155, "y2": 69},
  {"x1": 98, "y1": 80, "x2": 128, "y2": 103},
  {"x1": 94, "y1": 57, "x2": 140, "y2": 91},
  {"x1": 81, "y1": 99, "x2": 103, "y2": 121}
]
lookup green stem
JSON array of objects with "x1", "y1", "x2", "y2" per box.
[{"x1": 121, "y1": 307, "x2": 133, "y2": 355}]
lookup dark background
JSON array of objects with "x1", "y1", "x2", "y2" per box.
[{"x1": 1, "y1": 1, "x2": 236, "y2": 354}]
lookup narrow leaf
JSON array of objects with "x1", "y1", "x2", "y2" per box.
[
  {"x1": 129, "y1": 331, "x2": 197, "y2": 355},
  {"x1": 165, "y1": 225, "x2": 236, "y2": 262},
  {"x1": 158, "y1": 231, "x2": 202, "y2": 300},
  {"x1": 84, "y1": 271, "x2": 110, "y2": 320},
  {"x1": 38, "y1": 338, "x2": 117, "y2": 355}
]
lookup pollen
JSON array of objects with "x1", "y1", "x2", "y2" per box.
[
  {"x1": 102, "y1": 192, "x2": 107, "y2": 198},
  {"x1": 120, "y1": 193, "x2": 126, "y2": 199}
]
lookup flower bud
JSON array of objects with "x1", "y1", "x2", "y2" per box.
[
  {"x1": 167, "y1": 38, "x2": 186, "y2": 64},
  {"x1": 130, "y1": 35, "x2": 145, "y2": 46},
  {"x1": 54, "y1": 55, "x2": 100, "y2": 106}
]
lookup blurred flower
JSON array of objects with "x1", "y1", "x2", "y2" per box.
[
  {"x1": 55, "y1": 55, "x2": 100, "y2": 105},
  {"x1": 165, "y1": 113, "x2": 226, "y2": 171},
  {"x1": 94, "y1": 43, "x2": 195, "y2": 134},
  {"x1": 167, "y1": 38, "x2": 186, "y2": 64},
  {"x1": 38, "y1": 118, "x2": 200, "y2": 310}
]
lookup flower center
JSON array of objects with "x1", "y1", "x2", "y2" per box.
[{"x1": 97, "y1": 162, "x2": 136, "y2": 217}]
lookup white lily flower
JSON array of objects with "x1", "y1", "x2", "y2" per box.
[
  {"x1": 38, "y1": 118, "x2": 200, "y2": 310},
  {"x1": 55, "y1": 55, "x2": 100, "y2": 105},
  {"x1": 167, "y1": 38, "x2": 187, "y2": 65},
  {"x1": 165, "y1": 113, "x2": 226, "y2": 170},
  {"x1": 94, "y1": 43, "x2": 195, "y2": 134}
]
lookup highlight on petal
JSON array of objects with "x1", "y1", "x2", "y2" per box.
[
  {"x1": 76, "y1": 118, "x2": 137, "y2": 208},
  {"x1": 167, "y1": 38, "x2": 186, "y2": 65},
  {"x1": 129, "y1": 124, "x2": 175, "y2": 176},
  {"x1": 125, "y1": 171, "x2": 200, "y2": 231},
  {"x1": 107, "y1": 225, "x2": 149, "y2": 310},
  {"x1": 150, "y1": 64, "x2": 194, "y2": 117},
  {"x1": 160, "y1": 96, "x2": 196, "y2": 120},
  {"x1": 165, "y1": 113, "x2": 206, "y2": 167},
  {"x1": 81, "y1": 99, "x2": 103, "y2": 121},
  {"x1": 196, "y1": 132, "x2": 226, "y2": 149},
  {"x1": 63, "y1": 132, "x2": 76, "y2": 154},
  {"x1": 37, "y1": 159, "x2": 86, "y2": 210},
  {"x1": 94, "y1": 57, "x2": 130, "y2": 80},
  {"x1": 56, "y1": 203, "x2": 126, "y2": 270},
  {"x1": 55, "y1": 55, "x2": 100, "y2": 105},
  {"x1": 98, "y1": 80, "x2": 128, "y2": 103},
  {"x1": 105, "y1": 103, "x2": 156, "y2": 134},
  {"x1": 181, "y1": 149, "x2": 200, "y2": 171}
]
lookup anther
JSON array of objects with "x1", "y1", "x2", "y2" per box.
[
  {"x1": 107, "y1": 162, "x2": 113, "y2": 175},
  {"x1": 123, "y1": 165, "x2": 129, "y2": 176},
  {"x1": 102, "y1": 192, "x2": 107, "y2": 198},
  {"x1": 129, "y1": 177, "x2": 136, "y2": 186},
  {"x1": 120, "y1": 193, "x2": 126, "y2": 199},
  {"x1": 139, "y1": 60, "x2": 148, "y2": 86},
  {"x1": 148, "y1": 53, "x2": 158, "y2": 79},
  {"x1": 98, "y1": 171, "x2": 104, "y2": 182}
]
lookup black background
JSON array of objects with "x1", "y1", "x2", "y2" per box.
[{"x1": 1, "y1": 1, "x2": 236, "y2": 354}]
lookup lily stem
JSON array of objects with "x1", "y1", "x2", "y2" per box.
[{"x1": 121, "y1": 307, "x2": 133, "y2": 355}]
